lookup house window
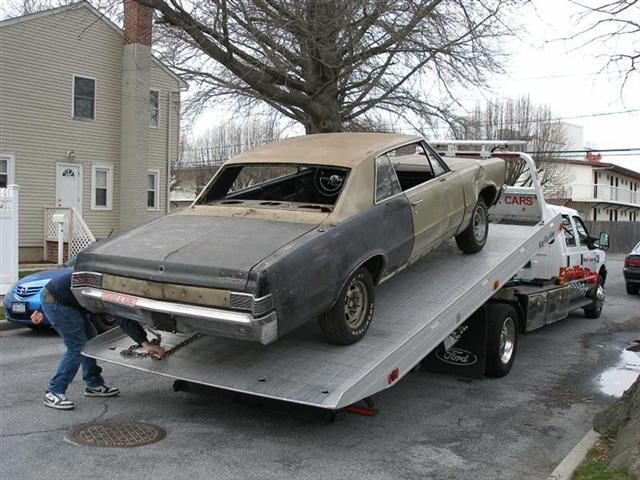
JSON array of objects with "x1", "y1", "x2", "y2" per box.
[
  {"x1": 91, "y1": 164, "x2": 113, "y2": 210},
  {"x1": 147, "y1": 170, "x2": 159, "y2": 210},
  {"x1": 150, "y1": 90, "x2": 159, "y2": 127},
  {"x1": 73, "y1": 75, "x2": 96, "y2": 119},
  {"x1": 0, "y1": 157, "x2": 8, "y2": 188}
]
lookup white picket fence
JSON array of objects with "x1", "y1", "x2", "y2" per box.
[{"x1": 0, "y1": 185, "x2": 19, "y2": 295}]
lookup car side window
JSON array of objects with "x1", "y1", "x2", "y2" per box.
[
  {"x1": 385, "y1": 142, "x2": 435, "y2": 192},
  {"x1": 572, "y1": 216, "x2": 589, "y2": 243},
  {"x1": 422, "y1": 143, "x2": 448, "y2": 177},
  {"x1": 562, "y1": 215, "x2": 577, "y2": 247},
  {"x1": 375, "y1": 155, "x2": 402, "y2": 202}
]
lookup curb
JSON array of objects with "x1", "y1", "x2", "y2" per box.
[
  {"x1": 0, "y1": 320, "x2": 27, "y2": 332},
  {"x1": 547, "y1": 429, "x2": 600, "y2": 480}
]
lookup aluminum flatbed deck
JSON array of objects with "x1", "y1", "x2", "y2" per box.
[{"x1": 83, "y1": 216, "x2": 561, "y2": 410}]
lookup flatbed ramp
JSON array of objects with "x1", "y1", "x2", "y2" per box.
[{"x1": 83, "y1": 218, "x2": 560, "y2": 410}]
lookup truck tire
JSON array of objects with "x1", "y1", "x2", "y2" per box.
[
  {"x1": 584, "y1": 279, "x2": 605, "y2": 319},
  {"x1": 319, "y1": 267, "x2": 375, "y2": 345},
  {"x1": 456, "y1": 198, "x2": 489, "y2": 254},
  {"x1": 626, "y1": 283, "x2": 639, "y2": 295},
  {"x1": 485, "y1": 303, "x2": 518, "y2": 378}
]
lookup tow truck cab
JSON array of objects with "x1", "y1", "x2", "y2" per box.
[{"x1": 517, "y1": 205, "x2": 608, "y2": 285}]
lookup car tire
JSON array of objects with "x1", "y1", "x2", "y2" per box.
[
  {"x1": 626, "y1": 282, "x2": 640, "y2": 295},
  {"x1": 456, "y1": 198, "x2": 489, "y2": 254},
  {"x1": 584, "y1": 278, "x2": 605, "y2": 319},
  {"x1": 90, "y1": 313, "x2": 117, "y2": 334},
  {"x1": 319, "y1": 267, "x2": 375, "y2": 345},
  {"x1": 485, "y1": 303, "x2": 518, "y2": 378}
]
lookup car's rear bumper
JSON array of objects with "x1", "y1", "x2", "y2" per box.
[
  {"x1": 72, "y1": 287, "x2": 278, "y2": 345},
  {"x1": 623, "y1": 266, "x2": 640, "y2": 284}
]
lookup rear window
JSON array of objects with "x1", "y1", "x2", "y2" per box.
[{"x1": 199, "y1": 163, "x2": 349, "y2": 212}]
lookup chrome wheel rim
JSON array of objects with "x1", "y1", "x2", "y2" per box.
[
  {"x1": 344, "y1": 278, "x2": 368, "y2": 329},
  {"x1": 473, "y1": 205, "x2": 487, "y2": 242},
  {"x1": 499, "y1": 317, "x2": 516, "y2": 364}
]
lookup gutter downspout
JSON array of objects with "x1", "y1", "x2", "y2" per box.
[{"x1": 166, "y1": 90, "x2": 172, "y2": 214}]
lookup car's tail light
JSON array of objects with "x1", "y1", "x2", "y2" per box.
[
  {"x1": 230, "y1": 292, "x2": 274, "y2": 317},
  {"x1": 71, "y1": 271, "x2": 103, "y2": 288},
  {"x1": 626, "y1": 257, "x2": 640, "y2": 268}
]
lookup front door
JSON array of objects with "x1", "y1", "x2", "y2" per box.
[{"x1": 56, "y1": 163, "x2": 82, "y2": 212}]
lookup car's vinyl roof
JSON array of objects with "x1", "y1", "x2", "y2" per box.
[{"x1": 226, "y1": 132, "x2": 422, "y2": 168}]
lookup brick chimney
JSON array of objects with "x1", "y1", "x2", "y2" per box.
[
  {"x1": 120, "y1": 0, "x2": 153, "y2": 229},
  {"x1": 123, "y1": 0, "x2": 152, "y2": 46}
]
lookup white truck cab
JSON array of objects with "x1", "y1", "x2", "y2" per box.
[{"x1": 517, "y1": 205, "x2": 608, "y2": 284}]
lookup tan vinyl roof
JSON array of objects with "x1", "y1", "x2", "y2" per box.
[{"x1": 226, "y1": 132, "x2": 422, "y2": 168}]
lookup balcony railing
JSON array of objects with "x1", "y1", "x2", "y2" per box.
[{"x1": 566, "y1": 183, "x2": 640, "y2": 207}]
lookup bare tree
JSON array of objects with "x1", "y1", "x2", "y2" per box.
[
  {"x1": 136, "y1": 0, "x2": 517, "y2": 134},
  {"x1": 450, "y1": 95, "x2": 571, "y2": 193},
  {"x1": 174, "y1": 118, "x2": 284, "y2": 193},
  {"x1": 570, "y1": 0, "x2": 640, "y2": 88}
]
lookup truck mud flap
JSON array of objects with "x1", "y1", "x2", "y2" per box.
[{"x1": 422, "y1": 307, "x2": 487, "y2": 380}]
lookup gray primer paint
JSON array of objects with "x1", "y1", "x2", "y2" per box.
[
  {"x1": 248, "y1": 195, "x2": 414, "y2": 337},
  {"x1": 75, "y1": 214, "x2": 318, "y2": 291}
]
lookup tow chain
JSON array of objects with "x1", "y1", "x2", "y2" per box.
[{"x1": 120, "y1": 332, "x2": 204, "y2": 360}]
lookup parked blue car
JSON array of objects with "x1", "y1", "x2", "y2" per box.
[
  {"x1": 3, "y1": 258, "x2": 115, "y2": 332},
  {"x1": 2, "y1": 262, "x2": 74, "y2": 328}
]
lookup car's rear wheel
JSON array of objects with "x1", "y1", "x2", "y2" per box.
[
  {"x1": 456, "y1": 198, "x2": 489, "y2": 254},
  {"x1": 627, "y1": 282, "x2": 640, "y2": 295},
  {"x1": 319, "y1": 267, "x2": 375, "y2": 345}
]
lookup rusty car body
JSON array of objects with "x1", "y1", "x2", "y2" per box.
[{"x1": 72, "y1": 133, "x2": 505, "y2": 345}]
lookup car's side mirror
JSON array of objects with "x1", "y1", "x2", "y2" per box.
[{"x1": 598, "y1": 231, "x2": 610, "y2": 251}]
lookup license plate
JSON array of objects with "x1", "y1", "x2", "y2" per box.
[
  {"x1": 101, "y1": 292, "x2": 138, "y2": 309},
  {"x1": 12, "y1": 302, "x2": 26, "y2": 314}
]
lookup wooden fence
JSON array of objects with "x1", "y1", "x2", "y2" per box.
[{"x1": 583, "y1": 220, "x2": 640, "y2": 253}]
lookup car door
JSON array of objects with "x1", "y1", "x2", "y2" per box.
[
  {"x1": 385, "y1": 142, "x2": 450, "y2": 261},
  {"x1": 422, "y1": 143, "x2": 465, "y2": 237}
]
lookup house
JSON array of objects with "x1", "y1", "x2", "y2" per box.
[
  {"x1": 0, "y1": 0, "x2": 186, "y2": 262},
  {"x1": 545, "y1": 155, "x2": 640, "y2": 222},
  {"x1": 542, "y1": 124, "x2": 640, "y2": 222}
]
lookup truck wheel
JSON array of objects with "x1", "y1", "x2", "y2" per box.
[
  {"x1": 626, "y1": 282, "x2": 639, "y2": 295},
  {"x1": 584, "y1": 279, "x2": 605, "y2": 319},
  {"x1": 485, "y1": 304, "x2": 518, "y2": 378},
  {"x1": 456, "y1": 199, "x2": 488, "y2": 254},
  {"x1": 319, "y1": 267, "x2": 375, "y2": 345}
]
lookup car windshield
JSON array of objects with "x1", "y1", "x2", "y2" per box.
[
  {"x1": 633, "y1": 241, "x2": 640, "y2": 254},
  {"x1": 198, "y1": 163, "x2": 350, "y2": 212}
]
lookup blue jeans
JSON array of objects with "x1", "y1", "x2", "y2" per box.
[{"x1": 40, "y1": 293, "x2": 104, "y2": 395}]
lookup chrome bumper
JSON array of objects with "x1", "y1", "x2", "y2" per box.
[{"x1": 73, "y1": 287, "x2": 278, "y2": 345}]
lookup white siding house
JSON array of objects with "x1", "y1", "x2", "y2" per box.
[
  {"x1": 0, "y1": 1, "x2": 186, "y2": 262},
  {"x1": 545, "y1": 158, "x2": 640, "y2": 222}
]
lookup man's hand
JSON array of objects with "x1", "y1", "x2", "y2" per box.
[
  {"x1": 30, "y1": 311, "x2": 44, "y2": 326},
  {"x1": 142, "y1": 341, "x2": 166, "y2": 359}
]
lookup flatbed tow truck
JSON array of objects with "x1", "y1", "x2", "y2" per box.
[{"x1": 82, "y1": 142, "x2": 606, "y2": 414}]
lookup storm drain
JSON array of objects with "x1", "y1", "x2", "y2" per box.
[{"x1": 66, "y1": 422, "x2": 167, "y2": 448}]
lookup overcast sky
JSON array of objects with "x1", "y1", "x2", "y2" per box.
[{"x1": 191, "y1": 1, "x2": 640, "y2": 172}]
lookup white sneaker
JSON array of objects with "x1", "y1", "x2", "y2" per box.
[
  {"x1": 44, "y1": 391, "x2": 75, "y2": 410},
  {"x1": 85, "y1": 385, "x2": 120, "y2": 397}
]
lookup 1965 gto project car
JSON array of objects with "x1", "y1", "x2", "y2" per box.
[{"x1": 72, "y1": 133, "x2": 505, "y2": 345}]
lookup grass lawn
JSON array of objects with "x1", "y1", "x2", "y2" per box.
[{"x1": 573, "y1": 436, "x2": 628, "y2": 480}]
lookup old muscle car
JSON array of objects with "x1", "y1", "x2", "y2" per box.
[{"x1": 72, "y1": 133, "x2": 505, "y2": 345}]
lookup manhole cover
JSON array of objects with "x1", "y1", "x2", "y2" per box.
[{"x1": 66, "y1": 422, "x2": 166, "y2": 448}]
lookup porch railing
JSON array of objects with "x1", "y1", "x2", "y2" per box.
[{"x1": 44, "y1": 207, "x2": 96, "y2": 261}]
